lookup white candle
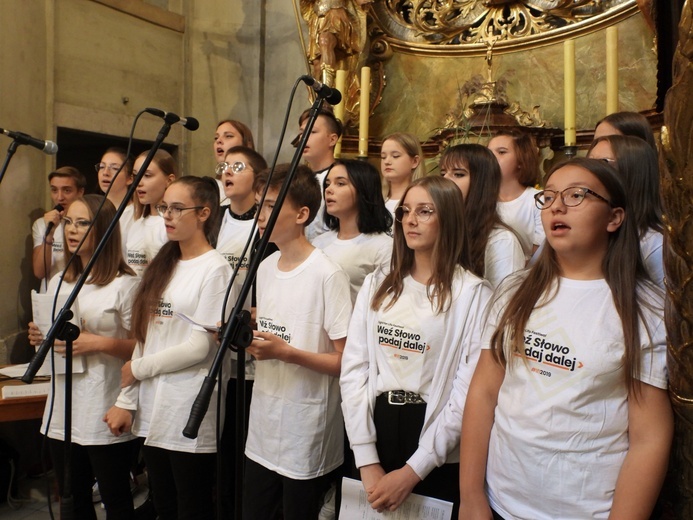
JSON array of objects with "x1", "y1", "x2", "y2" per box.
[
  {"x1": 333, "y1": 69, "x2": 347, "y2": 158},
  {"x1": 359, "y1": 67, "x2": 371, "y2": 157},
  {"x1": 564, "y1": 40, "x2": 576, "y2": 146},
  {"x1": 606, "y1": 27, "x2": 618, "y2": 115}
]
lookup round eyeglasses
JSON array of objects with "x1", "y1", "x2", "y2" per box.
[
  {"x1": 155, "y1": 204, "x2": 204, "y2": 219},
  {"x1": 534, "y1": 187, "x2": 612, "y2": 210},
  {"x1": 215, "y1": 161, "x2": 250, "y2": 177},
  {"x1": 394, "y1": 205, "x2": 436, "y2": 223}
]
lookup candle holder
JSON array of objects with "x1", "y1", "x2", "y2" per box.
[{"x1": 563, "y1": 145, "x2": 578, "y2": 158}]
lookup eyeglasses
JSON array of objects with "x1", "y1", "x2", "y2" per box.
[
  {"x1": 155, "y1": 204, "x2": 204, "y2": 219},
  {"x1": 94, "y1": 163, "x2": 122, "y2": 174},
  {"x1": 61, "y1": 217, "x2": 92, "y2": 230},
  {"x1": 534, "y1": 187, "x2": 612, "y2": 210},
  {"x1": 394, "y1": 205, "x2": 436, "y2": 223},
  {"x1": 215, "y1": 161, "x2": 250, "y2": 177}
]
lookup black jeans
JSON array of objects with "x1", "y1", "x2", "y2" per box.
[
  {"x1": 142, "y1": 445, "x2": 216, "y2": 520},
  {"x1": 48, "y1": 437, "x2": 137, "y2": 520}
]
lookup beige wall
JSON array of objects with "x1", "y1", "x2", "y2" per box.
[{"x1": 0, "y1": 0, "x2": 308, "y2": 362}]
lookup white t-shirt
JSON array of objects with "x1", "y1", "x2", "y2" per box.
[
  {"x1": 123, "y1": 249, "x2": 234, "y2": 453},
  {"x1": 485, "y1": 277, "x2": 667, "y2": 519},
  {"x1": 125, "y1": 214, "x2": 168, "y2": 276},
  {"x1": 641, "y1": 228, "x2": 664, "y2": 289},
  {"x1": 484, "y1": 226, "x2": 525, "y2": 288},
  {"x1": 245, "y1": 248, "x2": 352, "y2": 480},
  {"x1": 305, "y1": 167, "x2": 331, "y2": 242},
  {"x1": 32, "y1": 218, "x2": 65, "y2": 292},
  {"x1": 118, "y1": 204, "x2": 135, "y2": 261},
  {"x1": 312, "y1": 230, "x2": 392, "y2": 303},
  {"x1": 497, "y1": 187, "x2": 544, "y2": 260},
  {"x1": 341, "y1": 268, "x2": 492, "y2": 479},
  {"x1": 373, "y1": 277, "x2": 445, "y2": 400},
  {"x1": 41, "y1": 272, "x2": 139, "y2": 445},
  {"x1": 216, "y1": 208, "x2": 256, "y2": 378}
]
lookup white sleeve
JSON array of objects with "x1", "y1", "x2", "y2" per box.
[
  {"x1": 32, "y1": 218, "x2": 46, "y2": 248},
  {"x1": 532, "y1": 203, "x2": 545, "y2": 247},
  {"x1": 340, "y1": 276, "x2": 379, "y2": 468},
  {"x1": 131, "y1": 328, "x2": 214, "y2": 380},
  {"x1": 323, "y1": 268, "x2": 352, "y2": 340},
  {"x1": 406, "y1": 283, "x2": 492, "y2": 479},
  {"x1": 374, "y1": 237, "x2": 393, "y2": 275},
  {"x1": 115, "y1": 342, "x2": 143, "y2": 410},
  {"x1": 485, "y1": 229, "x2": 525, "y2": 288}
]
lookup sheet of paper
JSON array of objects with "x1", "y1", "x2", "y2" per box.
[
  {"x1": 339, "y1": 477, "x2": 453, "y2": 520},
  {"x1": 173, "y1": 312, "x2": 218, "y2": 333},
  {"x1": 30, "y1": 290, "x2": 85, "y2": 375}
]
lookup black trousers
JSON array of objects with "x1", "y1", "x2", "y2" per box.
[
  {"x1": 47, "y1": 437, "x2": 137, "y2": 520},
  {"x1": 219, "y1": 377, "x2": 253, "y2": 518},
  {"x1": 243, "y1": 457, "x2": 337, "y2": 520},
  {"x1": 142, "y1": 445, "x2": 216, "y2": 520},
  {"x1": 372, "y1": 393, "x2": 460, "y2": 516}
]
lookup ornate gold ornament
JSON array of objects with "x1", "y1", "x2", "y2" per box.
[{"x1": 368, "y1": 0, "x2": 639, "y2": 55}]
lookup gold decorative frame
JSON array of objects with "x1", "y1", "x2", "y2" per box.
[{"x1": 369, "y1": 1, "x2": 639, "y2": 56}]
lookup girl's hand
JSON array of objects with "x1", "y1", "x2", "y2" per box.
[
  {"x1": 246, "y1": 331, "x2": 291, "y2": 362},
  {"x1": 121, "y1": 361, "x2": 136, "y2": 387},
  {"x1": 360, "y1": 463, "x2": 386, "y2": 495},
  {"x1": 27, "y1": 322, "x2": 43, "y2": 347},
  {"x1": 103, "y1": 406, "x2": 133, "y2": 436},
  {"x1": 366, "y1": 464, "x2": 420, "y2": 512},
  {"x1": 54, "y1": 331, "x2": 101, "y2": 356}
]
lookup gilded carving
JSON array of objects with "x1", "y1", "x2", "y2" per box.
[
  {"x1": 661, "y1": 0, "x2": 693, "y2": 514},
  {"x1": 369, "y1": 0, "x2": 639, "y2": 54}
]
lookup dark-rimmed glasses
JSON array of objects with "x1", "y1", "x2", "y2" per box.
[
  {"x1": 395, "y1": 205, "x2": 436, "y2": 223},
  {"x1": 155, "y1": 204, "x2": 204, "y2": 219},
  {"x1": 534, "y1": 187, "x2": 612, "y2": 210}
]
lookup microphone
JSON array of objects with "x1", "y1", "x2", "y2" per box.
[
  {"x1": 0, "y1": 128, "x2": 58, "y2": 155},
  {"x1": 44, "y1": 203, "x2": 64, "y2": 239},
  {"x1": 300, "y1": 76, "x2": 342, "y2": 105},
  {"x1": 144, "y1": 108, "x2": 200, "y2": 131}
]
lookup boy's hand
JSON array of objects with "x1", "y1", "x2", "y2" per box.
[{"x1": 247, "y1": 331, "x2": 290, "y2": 362}]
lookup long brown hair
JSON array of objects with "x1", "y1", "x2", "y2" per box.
[
  {"x1": 588, "y1": 135, "x2": 663, "y2": 236},
  {"x1": 595, "y1": 111, "x2": 656, "y2": 150},
  {"x1": 62, "y1": 195, "x2": 135, "y2": 285},
  {"x1": 371, "y1": 176, "x2": 471, "y2": 314},
  {"x1": 440, "y1": 144, "x2": 513, "y2": 277},
  {"x1": 490, "y1": 158, "x2": 657, "y2": 394},
  {"x1": 130, "y1": 176, "x2": 221, "y2": 344},
  {"x1": 133, "y1": 149, "x2": 178, "y2": 220}
]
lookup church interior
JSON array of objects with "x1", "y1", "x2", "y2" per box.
[{"x1": 1, "y1": 0, "x2": 692, "y2": 517}]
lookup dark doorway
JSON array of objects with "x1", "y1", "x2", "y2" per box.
[{"x1": 56, "y1": 128, "x2": 178, "y2": 195}]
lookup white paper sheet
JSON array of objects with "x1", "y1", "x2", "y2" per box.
[
  {"x1": 30, "y1": 290, "x2": 85, "y2": 375},
  {"x1": 339, "y1": 477, "x2": 453, "y2": 520}
]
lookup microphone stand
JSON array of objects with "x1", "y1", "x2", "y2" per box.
[
  {"x1": 22, "y1": 116, "x2": 179, "y2": 518},
  {"x1": 183, "y1": 92, "x2": 329, "y2": 520},
  {"x1": 0, "y1": 139, "x2": 19, "y2": 186}
]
